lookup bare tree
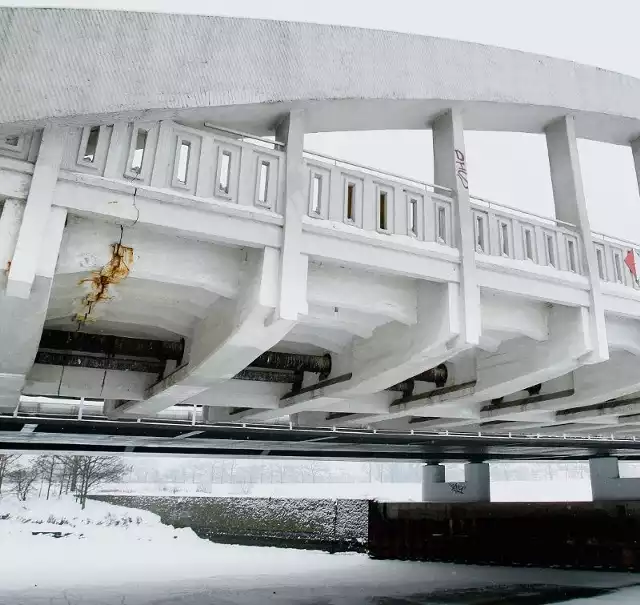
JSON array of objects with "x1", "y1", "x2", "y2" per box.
[
  {"x1": 76, "y1": 456, "x2": 128, "y2": 509},
  {"x1": 34, "y1": 455, "x2": 62, "y2": 500},
  {"x1": 61, "y1": 455, "x2": 82, "y2": 494},
  {"x1": 9, "y1": 465, "x2": 39, "y2": 501},
  {"x1": 0, "y1": 454, "x2": 21, "y2": 495}
]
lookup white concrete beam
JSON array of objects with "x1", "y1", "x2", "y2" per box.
[
  {"x1": 606, "y1": 316, "x2": 640, "y2": 357},
  {"x1": 239, "y1": 391, "x2": 395, "y2": 423},
  {"x1": 274, "y1": 110, "x2": 308, "y2": 321},
  {"x1": 49, "y1": 274, "x2": 215, "y2": 319},
  {"x1": 559, "y1": 351, "x2": 640, "y2": 413},
  {"x1": 407, "y1": 416, "x2": 481, "y2": 430},
  {"x1": 487, "y1": 350, "x2": 640, "y2": 425},
  {"x1": 433, "y1": 108, "x2": 480, "y2": 346},
  {"x1": 56, "y1": 217, "x2": 242, "y2": 298},
  {"x1": 0, "y1": 199, "x2": 24, "y2": 276},
  {"x1": 0, "y1": 161, "x2": 32, "y2": 201},
  {"x1": 590, "y1": 458, "x2": 640, "y2": 501},
  {"x1": 343, "y1": 378, "x2": 479, "y2": 427},
  {"x1": 362, "y1": 304, "x2": 590, "y2": 426},
  {"x1": 307, "y1": 262, "x2": 417, "y2": 326},
  {"x1": 422, "y1": 463, "x2": 490, "y2": 503},
  {"x1": 24, "y1": 364, "x2": 156, "y2": 400},
  {"x1": 481, "y1": 293, "x2": 549, "y2": 343},
  {"x1": 7, "y1": 125, "x2": 65, "y2": 299},
  {"x1": 282, "y1": 324, "x2": 352, "y2": 354},
  {"x1": 546, "y1": 115, "x2": 608, "y2": 363},
  {"x1": 53, "y1": 177, "x2": 283, "y2": 249},
  {"x1": 0, "y1": 206, "x2": 67, "y2": 406},
  {"x1": 300, "y1": 305, "x2": 381, "y2": 339},
  {"x1": 466, "y1": 306, "x2": 589, "y2": 415},
  {"x1": 112, "y1": 247, "x2": 295, "y2": 416},
  {"x1": 413, "y1": 412, "x2": 557, "y2": 434},
  {"x1": 238, "y1": 280, "x2": 464, "y2": 422},
  {"x1": 191, "y1": 380, "x2": 288, "y2": 412}
]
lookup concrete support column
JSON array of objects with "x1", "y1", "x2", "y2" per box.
[
  {"x1": 0, "y1": 204, "x2": 67, "y2": 411},
  {"x1": 432, "y1": 109, "x2": 480, "y2": 346},
  {"x1": 7, "y1": 124, "x2": 66, "y2": 299},
  {"x1": 275, "y1": 110, "x2": 309, "y2": 322},
  {"x1": 422, "y1": 462, "x2": 490, "y2": 503},
  {"x1": 545, "y1": 116, "x2": 608, "y2": 363},
  {"x1": 0, "y1": 198, "x2": 24, "y2": 276},
  {"x1": 589, "y1": 457, "x2": 640, "y2": 501},
  {"x1": 630, "y1": 138, "x2": 640, "y2": 196}
]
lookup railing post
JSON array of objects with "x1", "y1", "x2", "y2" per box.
[
  {"x1": 274, "y1": 110, "x2": 309, "y2": 321},
  {"x1": 432, "y1": 109, "x2": 480, "y2": 345},
  {"x1": 545, "y1": 116, "x2": 608, "y2": 363},
  {"x1": 328, "y1": 164, "x2": 343, "y2": 222}
]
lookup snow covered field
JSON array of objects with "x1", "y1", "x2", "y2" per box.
[{"x1": 0, "y1": 494, "x2": 638, "y2": 604}]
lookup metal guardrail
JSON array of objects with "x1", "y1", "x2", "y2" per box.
[
  {"x1": 591, "y1": 230, "x2": 640, "y2": 250},
  {"x1": 303, "y1": 148, "x2": 452, "y2": 194},
  {"x1": 5, "y1": 400, "x2": 640, "y2": 444},
  {"x1": 203, "y1": 122, "x2": 284, "y2": 149},
  {"x1": 470, "y1": 194, "x2": 577, "y2": 230}
]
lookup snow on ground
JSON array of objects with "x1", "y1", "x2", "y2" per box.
[
  {"x1": 96, "y1": 478, "x2": 594, "y2": 502},
  {"x1": 491, "y1": 478, "x2": 593, "y2": 502},
  {"x1": 0, "y1": 494, "x2": 351, "y2": 592},
  {"x1": 0, "y1": 493, "x2": 635, "y2": 604},
  {"x1": 562, "y1": 587, "x2": 640, "y2": 604}
]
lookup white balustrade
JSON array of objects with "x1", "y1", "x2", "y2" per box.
[
  {"x1": 0, "y1": 130, "x2": 39, "y2": 163},
  {"x1": 302, "y1": 150, "x2": 455, "y2": 246},
  {"x1": 7, "y1": 123, "x2": 640, "y2": 286},
  {"x1": 592, "y1": 232, "x2": 640, "y2": 289},
  {"x1": 57, "y1": 120, "x2": 286, "y2": 213},
  {"x1": 471, "y1": 195, "x2": 584, "y2": 275}
]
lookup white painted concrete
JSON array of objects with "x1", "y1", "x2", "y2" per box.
[
  {"x1": 4, "y1": 9, "x2": 640, "y2": 145},
  {"x1": 0, "y1": 198, "x2": 24, "y2": 276},
  {"x1": 589, "y1": 458, "x2": 640, "y2": 501},
  {"x1": 114, "y1": 247, "x2": 295, "y2": 417},
  {"x1": 3, "y1": 8, "x2": 640, "y2": 437},
  {"x1": 546, "y1": 116, "x2": 608, "y2": 364},
  {"x1": 6, "y1": 125, "x2": 65, "y2": 298},
  {"x1": 433, "y1": 109, "x2": 480, "y2": 347},
  {"x1": 422, "y1": 463, "x2": 491, "y2": 503},
  {"x1": 275, "y1": 111, "x2": 308, "y2": 322}
]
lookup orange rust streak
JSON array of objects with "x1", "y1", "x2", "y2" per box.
[{"x1": 76, "y1": 243, "x2": 134, "y2": 323}]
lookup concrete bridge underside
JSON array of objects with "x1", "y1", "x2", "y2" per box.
[{"x1": 4, "y1": 8, "x2": 640, "y2": 454}]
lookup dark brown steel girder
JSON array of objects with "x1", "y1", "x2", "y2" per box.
[
  {"x1": 34, "y1": 351, "x2": 165, "y2": 374},
  {"x1": 250, "y1": 351, "x2": 332, "y2": 376},
  {"x1": 39, "y1": 330, "x2": 184, "y2": 361}
]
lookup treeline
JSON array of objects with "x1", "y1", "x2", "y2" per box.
[
  {"x1": 126, "y1": 459, "x2": 596, "y2": 489},
  {"x1": 127, "y1": 459, "x2": 425, "y2": 488},
  {"x1": 0, "y1": 454, "x2": 128, "y2": 509}
]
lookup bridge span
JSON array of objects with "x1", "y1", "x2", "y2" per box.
[
  {"x1": 4, "y1": 8, "x2": 640, "y2": 460},
  {"x1": 4, "y1": 409, "x2": 640, "y2": 463}
]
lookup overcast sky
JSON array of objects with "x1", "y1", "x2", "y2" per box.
[{"x1": 3, "y1": 0, "x2": 640, "y2": 240}]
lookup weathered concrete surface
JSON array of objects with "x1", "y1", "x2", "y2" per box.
[{"x1": 2, "y1": 8, "x2": 640, "y2": 143}]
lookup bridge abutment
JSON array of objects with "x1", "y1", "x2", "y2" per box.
[
  {"x1": 421, "y1": 462, "x2": 491, "y2": 503},
  {"x1": 589, "y1": 457, "x2": 640, "y2": 501}
]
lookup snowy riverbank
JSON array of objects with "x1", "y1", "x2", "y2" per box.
[{"x1": 0, "y1": 494, "x2": 638, "y2": 604}]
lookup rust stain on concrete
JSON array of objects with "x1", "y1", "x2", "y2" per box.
[{"x1": 76, "y1": 242, "x2": 133, "y2": 324}]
